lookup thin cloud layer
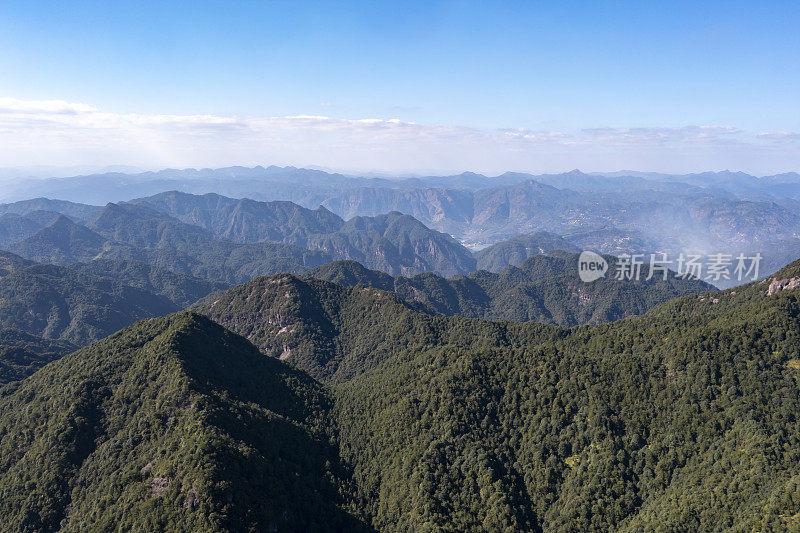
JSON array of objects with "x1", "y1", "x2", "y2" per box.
[
  {"x1": 758, "y1": 131, "x2": 800, "y2": 141},
  {"x1": 0, "y1": 97, "x2": 796, "y2": 175},
  {"x1": 581, "y1": 126, "x2": 743, "y2": 145}
]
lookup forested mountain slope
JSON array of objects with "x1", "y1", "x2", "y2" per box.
[
  {"x1": 0, "y1": 251, "x2": 177, "y2": 346},
  {"x1": 2, "y1": 260, "x2": 800, "y2": 530},
  {"x1": 68, "y1": 259, "x2": 230, "y2": 308},
  {"x1": 8, "y1": 215, "x2": 108, "y2": 264},
  {"x1": 0, "y1": 329, "x2": 75, "y2": 384},
  {"x1": 0, "y1": 250, "x2": 235, "y2": 383},
  {"x1": 0, "y1": 252, "x2": 233, "y2": 383},
  {"x1": 473, "y1": 231, "x2": 581, "y2": 272},
  {"x1": 0, "y1": 210, "x2": 62, "y2": 247},
  {"x1": 0, "y1": 313, "x2": 370, "y2": 531},
  {"x1": 306, "y1": 254, "x2": 713, "y2": 326},
  {"x1": 194, "y1": 262, "x2": 800, "y2": 530}
]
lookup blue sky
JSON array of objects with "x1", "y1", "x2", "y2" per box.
[{"x1": 0, "y1": 0, "x2": 798, "y2": 174}]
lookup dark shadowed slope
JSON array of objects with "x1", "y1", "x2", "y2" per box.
[
  {"x1": 0, "y1": 251, "x2": 178, "y2": 346},
  {"x1": 70, "y1": 259, "x2": 230, "y2": 308},
  {"x1": 0, "y1": 329, "x2": 76, "y2": 384}
]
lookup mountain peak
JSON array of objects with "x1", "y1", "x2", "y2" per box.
[
  {"x1": 0, "y1": 310, "x2": 366, "y2": 530},
  {"x1": 8, "y1": 215, "x2": 107, "y2": 265},
  {"x1": 565, "y1": 169, "x2": 587, "y2": 176}
]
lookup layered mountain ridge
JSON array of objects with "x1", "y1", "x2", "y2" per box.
[
  {"x1": 4, "y1": 194, "x2": 477, "y2": 280},
  {"x1": 4, "y1": 167, "x2": 800, "y2": 284},
  {"x1": 2, "y1": 255, "x2": 800, "y2": 529},
  {"x1": 305, "y1": 254, "x2": 714, "y2": 326}
]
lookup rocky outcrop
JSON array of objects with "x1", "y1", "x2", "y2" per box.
[{"x1": 767, "y1": 277, "x2": 800, "y2": 295}]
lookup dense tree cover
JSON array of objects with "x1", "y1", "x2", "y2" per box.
[
  {"x1": 473, "y1": 231, "x2": 580, "y2": 272},
  {"x1": 197, "y1": 275, "x2": 426, "y2": 383},
  {"x1": 0, "y1": 253, "x2": 235, "y2": 380},
  {"x1": 89, "y1": 202, "x2": 214, "y2": 251},
  {"x1": 3, "y1": 254, "x2": 800, "y2": 530},
  {"x1": 0, "y1": 329, "x2": 75, "y2": 384},
  {"x1": 0, "y1": 313, "x2": 370, "y2": 531},
  {"x1": 0, "y1": 210, "x2": 61, "y2": 248},
  {"x1": 70, "y1": 259, "x2": 229, "y2": 308},
  {"x1": 0, "y1": 249, "x2": 35, "y2": 275},
  {"x1": 307, "y1": 261, "x2": 397, "y2": 291},
  {"x1": 0, "y1": 251, "x2": 178, "y2": 346},
  {"x1": 196, "y1": 265, "x2": 800, "y2": 531},
  {"x1": 306, "y1": 253, "x2": 713, "y2": 327}
]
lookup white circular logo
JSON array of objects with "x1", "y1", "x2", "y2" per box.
[{"x1": 578, "y1": 251, "x2": 608, "y2": 282}]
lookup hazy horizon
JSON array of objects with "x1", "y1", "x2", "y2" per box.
[
  {"x1": 1, "y1": 1, "x2": 798, "y2": 175},
  {"x1": 0, "y1": 163, "x2": 798, "y2": 183}
]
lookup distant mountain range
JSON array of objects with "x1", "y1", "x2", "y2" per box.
[
  {"x1": 2, "y1": 194, "x2": 477, "y2": 280},
  {"x1": 4, "y1": 165, "x2": 800, "y2": 205},
  {"x1": 2, "y1": 166, "x2": 799, "y2": 286}
]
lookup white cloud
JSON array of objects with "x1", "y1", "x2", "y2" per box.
[
  {"x1": 0, "y1": 97, "x2": 99, "y2": 115},
  {"x1": 758, "y1": 131, "x2": 800, "y2": 141},
  {"x1": 0, "y1": 97, "x2": 796, "y2": 175},
  {"x1": 581, "y1": 126, "x2": 743, "y2": 145}
]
